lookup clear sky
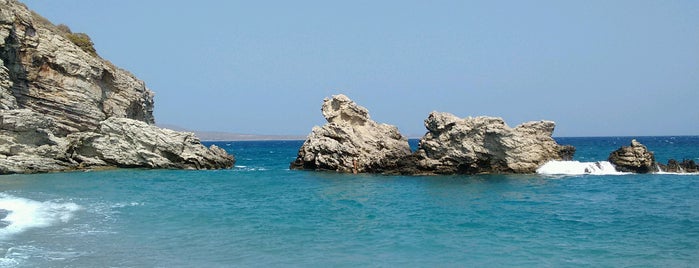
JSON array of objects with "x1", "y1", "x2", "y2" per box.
[{"x1": 21, "y1": 0, "x2": 699, "y2": 137}]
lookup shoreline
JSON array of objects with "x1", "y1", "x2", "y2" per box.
[{"x1": 200, "y1": 134, "x2": 699, "y2": 142}]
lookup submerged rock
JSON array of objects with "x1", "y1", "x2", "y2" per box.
[
  {"x1": 401, "y1": 112, "x2": 575, "y2": 175},
  {"x1": 290, "y1": 94, "x2": 411, "y2": 173},
  {"x1": 608, "y1": 139, "x2": 655, "y2": 173},
  {"x1": 0, "y1": 1, "x2": 234, "y2": 174}
]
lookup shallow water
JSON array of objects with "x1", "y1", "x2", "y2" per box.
[{"x1": 1, "y1": 138, "x2": 698, "y2": 267}]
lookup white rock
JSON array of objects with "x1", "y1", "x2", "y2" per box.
[
  {"x1": 412, "y1": 112, "x2": 575, "y2": 174},
  {"x1": 291, "y1": 94, "x2": 411, "y2": 173}
]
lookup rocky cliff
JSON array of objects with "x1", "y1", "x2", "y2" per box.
[
  {"x1": 290, "y1": 94, "x2": 412, "y2": 173},
  {"x1": 0, "y1": 0, "x2": 234, "y2": 174}
]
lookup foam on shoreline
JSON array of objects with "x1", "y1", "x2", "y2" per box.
[
  {"x1": 0, "y1": 194, "x2": 81, "y2": 240},
  {"x1": 536, "y1": 160, "x2": 627, "y2": 175}
]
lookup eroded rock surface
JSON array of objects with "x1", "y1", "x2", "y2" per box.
[
  {"x1": 403, "y1": 112, "x2": 575, "y2": 174},
  {"x1": 291, "y1": 95, "x2": 574, "y2": 175},
  {"x1": 661, "y1": 159, "x2": 698, "y2": 173},
  {"x1": 0, "y1": 109, "x2": 233, "y2": 174},
  {"x1": 290, "y1": 94, "x2": 412, "y2": 173},
  {"x1": 608, "y1": 139, "x2": 655, "y2": 173},
  {"x1": 1, "y1": 0, "x2": 153, "y2": 134},
  {"x1": 0, "y1": 0, "x2": 234, "y2": 174}
]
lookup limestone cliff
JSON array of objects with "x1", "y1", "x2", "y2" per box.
[
  {"x1": 1, "y1": 0, "x2": 154, "y2": 134},
  {"x1": 0, "y1": 0, "x2": 234, "y2": 173}
]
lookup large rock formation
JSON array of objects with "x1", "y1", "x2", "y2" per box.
[
  {"x1": 0, "y1": 109, "x2": 233, "y2": 174},
  {"x1": 0, "y1": 0, "x2": 234, "y2": 174},
  {"x1": 290, "y1": 94, "x2": 412, "y2": 173},
  {"x1": 608, "y1": 139, "x2": 655, "y2": 173},
  {"x1": 1, "y1": 0, "x2": 153, "y2": 134},
  {"x1": 291, "y1": 95, "x2": 575, "y2": 175},
  {"x1": 402, "y1": 112, "x2": 575, "y2": 174}
]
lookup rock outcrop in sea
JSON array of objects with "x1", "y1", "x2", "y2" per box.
[
  {"x1": 660, "y1": 159, "x2": 698, "y2": 173},
  {"x1": 0, "y1": 0, "x2": 234, "y2": 174},
  {"x1": 401, "y1": 112, "x2": 575, "y2": 175},
  {"x1": 607, "y1": 139, "x2": 698, "y2": 174},
  {"x1": 607, "y1": 139, "x2": 655, "y2": 173},
  {"x1": 291, "y1": 94, "x2": 575, "y2": 175},
  {"x1": 290, "y1": 94, "x2": 412, "y2": 173}
]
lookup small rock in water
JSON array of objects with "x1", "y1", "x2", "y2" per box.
[{"x1": 608, "y1": 139, "x2": 655, "y2": 173}]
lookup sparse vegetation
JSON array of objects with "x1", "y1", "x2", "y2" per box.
[
  {"x1": 29, "y1": 11, "x2": 98, "y2": 57},
  {"x1": 56, "y1": 23, "x2": 71, "y2": 34},
  {"x1": 65, "y1": 32, "x2": 97, "y2": 57},
  {"x1": 29, "y1": 10, "x2": 52, "y2": 28}
]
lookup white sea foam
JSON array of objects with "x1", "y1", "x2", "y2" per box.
[
  {"x1": 654, "y1": 170, "x2": 698, "y2": 176},
  {"x1": 234, "y1": 166, "x2": 267, "y2": 171},
  {"x1": 0, "y1": 194, "x2": 81, "y2": 240},
  {"x1": 536, "y1": 160, "x2": 627, "y2": 176}
]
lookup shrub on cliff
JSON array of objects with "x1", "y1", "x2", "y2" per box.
[
  {"x1": 29, "y1": 12, "x2": 98, "y2": 57},
  {"x1": 65, "y1": 32, "x2": 97, "y2": 56}
]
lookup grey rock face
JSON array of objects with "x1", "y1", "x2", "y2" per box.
[
  {"x1": 290, "y1": 95, "x2": 573, "y2": 175},
  {"x1": 69, "y1": 117, "x2": 234, "y2": 170},
  {"x1": 0, "y1": 109, "x2": 234, "y2": 174},
  {"x1": 290, "y1": 94, "x2": 412, "y2": 173},
  {"x1": 608, "y1": 139, "x2": 655, "y2": 173},
  {"x1": 1, "y1": 0, "x2": 153, "y2": 135},
  {"x1": 0, "y1": 1, "x2": 234, "y2": 174},
  {"x1": 0, "y1": 109, "x2": 73, "y2": 173},
  {"x1": 405, "y1": 112, "x2": 574, "y2": 174},
  {"x1": 661, "y1": 159, "x2": 698, "y2": 173}
]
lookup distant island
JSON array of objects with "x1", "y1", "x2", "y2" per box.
[{"x1": 157, "y1": 124, "x2": 305, "y2": 141}]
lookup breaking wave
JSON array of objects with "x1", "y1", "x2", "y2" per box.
[
  {"x1": 0, "y1": 194, "x2": 81, "y2": 240},
  {"x1": 536, "y1": 160, "x2": 627, "y2": 175}
]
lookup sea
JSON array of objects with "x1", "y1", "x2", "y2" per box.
[{"x1": 1, "y1": 136, "x2": 698, "y2": 267}]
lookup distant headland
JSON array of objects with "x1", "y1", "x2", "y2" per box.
[{"x1": 156, "y1": 124, "x2": 305, "y2": 141}]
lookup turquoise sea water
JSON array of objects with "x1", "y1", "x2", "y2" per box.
[{"x1": 1, "y1": 137, "x2": 698, "y2": 267}]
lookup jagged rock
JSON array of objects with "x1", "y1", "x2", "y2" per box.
[
  {"x1": 0, "y1": 1, "x2": 235, "y2": 174},
  {"x1": 290, "y1": 94, "x2": 411, "y2": 173},
  {"x1": 403, "y1": 112, "x2": 574, "y2": 174},
  {"x1": 0, "y1": 109, "x2": 76, "y2": 173},
  {"x1": 1, "y1": 0, "x2": 153, "y2": 134},
  {"x1": 67, "y1": 117, "x2": 234, "y2": 170},
  {"x1": 291, "y1": 95, "x2": 575, "y2": 175},
  {"x1": 661, "y1": 159, "x2": 698, "y2": 173},
  {"x1": 0, "y1": 109, "x2": 234, "y2": 174},
  {"x1": 608, "y1": 139, "x2": 655, "y2": 173}
]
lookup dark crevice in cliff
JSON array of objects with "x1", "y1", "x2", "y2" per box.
[
  {"x1": 97, "y1": 70, "x2": 115, "y2": 116},
  {"x1": 1, "y1": 30, "x2": 29, "y2": 109},
  {"x1": 126, "y1": 101, "x2": 146, "y2": 122}
]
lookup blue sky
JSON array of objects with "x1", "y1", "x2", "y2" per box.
[{"x1": 22, "y1": 0, "x2": 699, "y2": 137}]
